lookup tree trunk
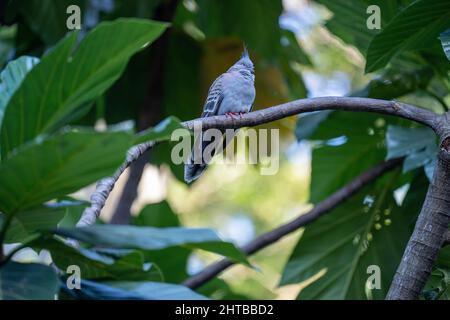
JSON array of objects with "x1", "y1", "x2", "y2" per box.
[{"x1": 387, "y1": 149, "x2": 450, "y2": 299}]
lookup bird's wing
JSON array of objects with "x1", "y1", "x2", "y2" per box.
[{"x1": 201, "y1": 74, "x2": 224, "y2": 117}]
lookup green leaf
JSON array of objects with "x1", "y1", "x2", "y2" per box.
[
  {"x1": 34, "y1": 237, "x2": 162, "y2": 281},
  {"x1": 0, "y1": 56, "x2": 39, "y2": 128},
  {"x1": 0, "y1": 261, "x2": 58, "y2": 299},
  {"x1": 1, "y1": 18, "x2": 167, "y2": 159},
  {"x1": 0, "y1": 131, "x2": 131, "y2": 214},
  {"x1": 422, "y1": 266, "x2": 450, "y2": 300},
  {"x1": 142, "y1": 247, "x2": 190, "y2": 283},
  {"x1": 315, "y1": 0, "x2": 408, "y2": 54},
  {"x1": 440, "y1": 28, "x2": 450, "y2": 61},
  {"x1": 106, "y1": 281, "x2": 208, "y2": 300},
  {"x1": 365, "y1": 0, "x2": 450, "y2": 72},
  {"x1": 3, "y1": 204, "x2": 67, "y2": 243},
  {"x1": 280, "y1": 172, "x2": 426, "y2": 299},
  {"x1": 54, "y1": 225, "x2": 250, "y2": 266},
  {"x1": 62, "y1": 279, "x2": 207, "y2": 300},
  {"x1": 386, "y1": 125, "x2": 437, "y2": 174},
  {"x1": 308, "y1": 112, "x2": 388, "y2": 203},
  {"x1": 61, "y1": 279, "x2": 144, "y2": 300},
  {"x1": 133, "y1": 116, "x2": 187, "y2": 145},
  {"x1": 350, "y1": 68, "x2": 433, "y2": 100},
  {"x1": 422, "y1": 243, "x2": 450, "y2": 299},
  {"x1": 132, "y1": 202, "x2": 189, "y2": 283}
]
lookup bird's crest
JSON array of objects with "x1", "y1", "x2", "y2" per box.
[{"x1": 241, "y1": 43, "x2": 249, "y2": 59}]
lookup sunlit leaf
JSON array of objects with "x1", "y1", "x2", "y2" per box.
[{"x1": 0, "y1": 56, "x2": 39, "y2": 128}]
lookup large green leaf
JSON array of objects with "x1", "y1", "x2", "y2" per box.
[
  {"x1": 0, "y1": 131, "x2": 130, "y2": 214},
  {"x1": 280, "y1": 172, "x2": 427, "y2": 299},
  {"x1": 133, "y1": 201, "x2": 190, "y2": 283},
  {"x1": 1, "y1": 18, "x2": 167, "y2": 159},
  {"x1": 0, "y1": 261, "x2": 59, "y2": 299},
  {"x1": 0, "y1": 56, "x2": 39, "y2": 128},
  {"x1": 34, "y1": 237, "x2": 162, "y2": 281},
  {"x1": 365, "y1": 0, "x2": 450, "y2": 72},
  {"x1": 2, "y1": 205, "x2": 67, "y2": 243},
  {"x1": 62, "y1": 279, "x2": 207, "y2": 300},
  {"x1": 54, "y1": 225, "x2": 250, "y2": 266}
]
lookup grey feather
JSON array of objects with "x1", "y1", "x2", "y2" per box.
[{"x1": 184, "y1": 47, "x2": 256, "y2": 183}]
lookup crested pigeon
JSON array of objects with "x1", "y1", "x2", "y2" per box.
[{"x1": 184, "y1": 46, "x2": 256, "y2": 183}]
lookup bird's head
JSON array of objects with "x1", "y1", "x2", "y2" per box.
[
  {"x1": 229, "y1": 44, "x2": 254, "y2": 73},
  {"x1": 237, "y1": 44, "x2": 254, "y2": 70}
]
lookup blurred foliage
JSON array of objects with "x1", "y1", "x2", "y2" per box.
[{"x1": 0, "y1": 0, "x2": 449, "y2": 301}]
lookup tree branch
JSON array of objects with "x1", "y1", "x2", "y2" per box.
[
  {"x1": 76, "y1": 96, "x2": 440, "y2": 231},
  {"x1": 75, "y1": 141, "x2": 155, "y2": 228},
  {"x1": 182, "y1": 158, "x2": 403, "y2": 289},
  {"x1": 74, "y1": 96, "x2": 450, "y2": 299},
  {"x1": 182, "y1": 97, "x2": 440, "y2": 133}
]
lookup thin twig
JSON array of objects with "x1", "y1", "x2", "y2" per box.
[{"x1": 182, "y1": 157, "x2": 403, "y2": 289}]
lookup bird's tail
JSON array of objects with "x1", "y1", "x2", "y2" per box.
[
  {"x1": 184, "y1": 162, "x2": 207, "y2": 184},
  {"x1": 184, "y1": 129, "x2": 238, "y2": 183},
  {"x1": 184, "y1": 132, "x2": 221, "y2": 183}
]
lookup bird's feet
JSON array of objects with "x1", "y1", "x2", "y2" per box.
[
  {"x1": 225, "y1": 112, "x2": 246, "y2": 119},
  {"x1": 225, "y1": 112, "x2": 238, "y2": 118}
]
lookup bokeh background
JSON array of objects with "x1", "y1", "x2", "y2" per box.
[{"x1": 2, "y1": 0, "x2": 449, "y2": 300}]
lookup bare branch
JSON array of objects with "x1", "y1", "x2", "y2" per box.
[
  {"x1": 182, "y1": 158, "x2": 403, "y2": 289},
  {"x1": 76, "y1": 141, "x2": 155, "y2": 228}
]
